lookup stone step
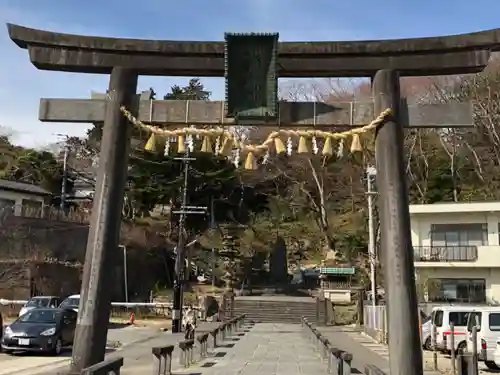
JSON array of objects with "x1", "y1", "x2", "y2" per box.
[
  {"x1": 233, "y1": 299, "x2": 323, "y2": 323},
  {"x1": 234, "y1": 304, "x2": 317, "y2": 310}
]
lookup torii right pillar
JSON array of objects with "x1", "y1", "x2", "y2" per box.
[{"x1": 373, "y1": 69, "x2": 423, "y2": 375}]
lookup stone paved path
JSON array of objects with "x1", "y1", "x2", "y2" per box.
[{"x1": 180, "y1": 322, "x2": 328, "y2": 375}]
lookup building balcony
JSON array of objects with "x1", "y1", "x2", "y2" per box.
[
  {"x1": 414, "y1": 245, "x2": 500, "y2": 268},
  {"x1": 414, "y1": 246, "x2": 478, "y2": 262}
]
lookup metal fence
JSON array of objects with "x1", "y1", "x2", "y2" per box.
[{"x1": 363, "y1": 305, "x2": 388, "y2": 344}]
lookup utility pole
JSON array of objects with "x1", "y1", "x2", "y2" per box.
[
  {"x1": 54, "y1": 133, "x2": 70, "y2": 211},
  {"x1": 171, "y1": 151, "x2": 207, "y2": 333},
  {"x1": 60, "y1": 144, "x2": 69, "y2": 210},
  {"x1": 366, "y1": 165, "x2": 377, "y2": 327}
]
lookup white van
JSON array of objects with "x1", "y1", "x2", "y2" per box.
[
  {"x1": 466, "y1": 307, "x2": 500, "y2": 370},
  {"x1": 431, "y1": 306, "x2": 476, "y2": 353}
]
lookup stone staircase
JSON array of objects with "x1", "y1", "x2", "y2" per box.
[{"x1": 233, "y1": 296, "x2": 324, "y2": 324}]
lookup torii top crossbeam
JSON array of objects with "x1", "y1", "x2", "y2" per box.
[{"x1": 7, "y1": 23, "x2": 500, "y2": 77}]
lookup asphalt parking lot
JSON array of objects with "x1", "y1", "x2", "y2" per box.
[{"x1": 0, "y1": 324, "x2": 163, "y2": 375}]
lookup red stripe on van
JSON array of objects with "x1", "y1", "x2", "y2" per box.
[{"x1": 443, "y1": 332, "x2": 466, "y2": 335}]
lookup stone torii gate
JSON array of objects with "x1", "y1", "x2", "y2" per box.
[{"x1": 7, "y1": 23, "x2": 500, "y2": 374}]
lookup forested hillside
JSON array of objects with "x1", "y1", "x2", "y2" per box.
[{"x1": 3, "y1": 59, "x2": 500, "y2": 286}]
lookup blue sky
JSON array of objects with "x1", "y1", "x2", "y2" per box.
[{"x1": 1, "y1": 0, "x2": 500, "y2": 147}]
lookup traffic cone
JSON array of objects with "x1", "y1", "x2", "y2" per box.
[{"x1": 128, "y1": 312, "x2": 135, "y2": 325}]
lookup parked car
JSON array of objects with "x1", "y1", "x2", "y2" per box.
[
  {"x1": 466, "y1": 306, "x2": 500, "y2": 370},
  {"x1": 493, "y1": 340, "x2": 500, "y2": 368},
  {"x1": 1, "y1": 308, "x2": 77, "y2": 355},
  {"x1": 421, "y1": 311, "x2": 432, "y2": 349},
  {"x1": 58, "y1": 294, "x2": 80, "y2": 313},
  {"x1": 19, "y1": 296, "x2": 60, "y2": 317},
  {"x1": 431, "y1": 305, "x2": 475, "y2": 353}
]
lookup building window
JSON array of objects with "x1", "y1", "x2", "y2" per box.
[
  {"x1": 0, "y1": 198, "x2": 15, "y2": 213},
  {"x1": 431, "y1": 223, "x2": 487, "y2": 247},
  {"x1": 427, "y1": 278, "x2": 486, "y2": 303}
]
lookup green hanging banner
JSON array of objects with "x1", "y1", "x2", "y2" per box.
[{"x1": 224, "y1": 32, "x2": 279, "y2": 122}]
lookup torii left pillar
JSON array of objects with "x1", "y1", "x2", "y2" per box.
[{"x1": 70, "y1": 67, "x2": 138, "y2": 373}]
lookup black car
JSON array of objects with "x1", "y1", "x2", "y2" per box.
[{"x1": 1, "y1": 308, "x2": 77, "y2": 355}]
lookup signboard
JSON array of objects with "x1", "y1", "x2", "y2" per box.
[{"x1": 224, "y1": 32, "x2": 279, "y2": 122}]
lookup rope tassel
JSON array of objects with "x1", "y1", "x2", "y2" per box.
[
  {"x1": 219, "y1": 136, "x2": 233, "y2": 157},
  {"x1": 297, "y1": 136, "x2": 308, "y2": 154},
  {"x1": 350, "y1": 134, "x2": 362, "y2": 153},
  {"x1": 144, "y1": 133, "x2": 157, "y2": 152},
  {"x1": 274, "y1": 137, "x2": 286, "y2": 154},
  {"x1": 322, "y1": 137, "x2": 333, "y2": 156},
  {"x1": 177, "y1": 135, "x2": 186, "y2": 153},
  {"x1": 244, "y1": 152, "x2": 257, "y2": 170},
  {"x1": 201, "y1": 136, "x2": 212, "y2": 153}
]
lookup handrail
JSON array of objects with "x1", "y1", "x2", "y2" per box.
[
  {"x1": 81, "y1": 357, "x2": 124, "y2": 375},
  {"x1": 178, "y1": 313, "x2": 247, "y2": 368},
  {"x1": 365, "y1": 364, "x2": 388, "y2": 375},
  {"x1": 301, "y1": 316, "x2": 354, "y2": 375}
]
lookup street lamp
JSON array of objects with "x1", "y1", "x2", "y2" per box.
[{"x1": 366, "y1": 166, "x2": 377, "y2": 324}]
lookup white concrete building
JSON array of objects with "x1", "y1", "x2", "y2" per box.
[
  {"x1": 0, "y1": 179, "x2": 52, "y2": 217},
  {"x1": 411, "y1": 201, "x2": 500, "y2": 304}
]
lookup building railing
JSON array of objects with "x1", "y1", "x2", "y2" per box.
[{"x1": 413, "y1": 246, "x2": 478, "y2": 262}]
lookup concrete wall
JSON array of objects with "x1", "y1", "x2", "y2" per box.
[{"x1": 0, "y1": 215, "x2": 88, "y2": 262}]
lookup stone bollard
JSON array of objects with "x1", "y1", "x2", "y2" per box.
[
  {"x1": 152, "y1": 345, "x2": 174, "y2": 375},
  {"x1": 197, "y1": 333, "x2": 209, "y2": 360},
  {"x1": 328, "y1": 348, "x2": 342, "y2": 374},
  {"x1": 211, "y1": 328, "x2": 218, "y2": 349},
  {"x1": 178, "y1": 339, "x2": 195, "y2": 368},
  {"x1": 320, "y1": 337, "x2": 330, "y2": 361},
  {"x1": 341, "y1": 352, "x2": 353, "y2": 375}
]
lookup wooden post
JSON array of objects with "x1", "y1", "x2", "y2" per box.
[
  {"x1": 373, "y1": 69, "x2": 423, "y2": 375},
  {"x1": 70, "y1": 67, "x2": 138, "y2": 373}
]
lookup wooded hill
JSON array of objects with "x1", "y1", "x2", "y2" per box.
[{"x1": 3, "y1": 59, "x2": 500, "y2": 287}]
